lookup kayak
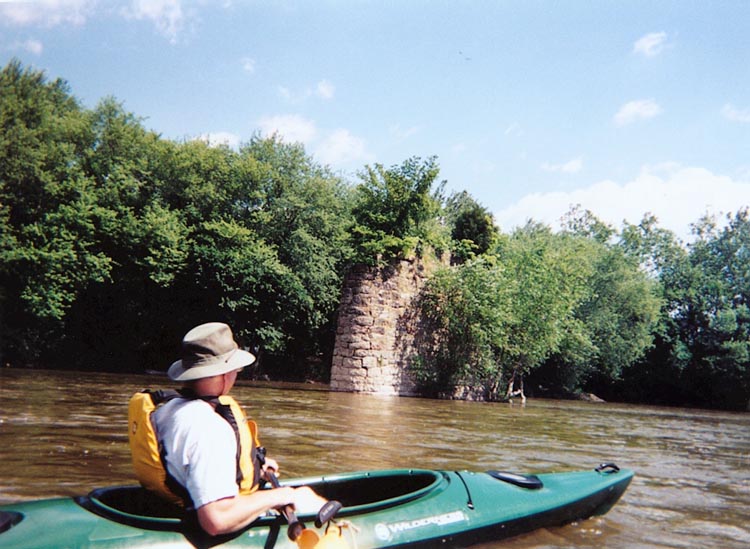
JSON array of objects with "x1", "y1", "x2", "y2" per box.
[{"x1": 0, "y1": 463, "x2": 632, "y2": 548}]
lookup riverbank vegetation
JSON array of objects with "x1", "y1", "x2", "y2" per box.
[{"x1": 2, "y1": 61, "x2": 748, "y2": 411}]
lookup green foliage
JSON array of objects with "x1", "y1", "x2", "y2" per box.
[
  {"x1": 14, "y1": 179, "x2": 114, "y2": 319},
  {"x1": 412, "y1": 224, "x2": 588, "y2": 399},
  {"x1": 517, "y1": 217, "x2": 660, "y2": 398},
  {"x1": 350, "y1": 156, "x2": 444, "y2": 265},
  {"x1": 493, "y1": 225, "x2": 590, "y2": 382},
  {"x1": 445, "y1": 191, "x2": 498, "y2": 263},
  {"x1": 600, "y1": 212, "x2": 749, "y2": 408},
  {"x1": 413, "y1": 214, "x2": 663, "y2": 402},
  {"x1": 153, "y1": 138, "x2": 239, "y2": 223},
  {"x1": 191, "y1": 219, "x2": 294, "y2": 351},
  {"x1": 410, "y1": 257, "x2": 513, "y2": 397},
  {"x1": 560, "y1": 204, "x2": 616, "y2": 243},
  {"x1": 0, "y1": 61, "x2": 107, "y2": 362},
  {"x1": 619, "y1": 213, "x2": 687, "y2": 276},
  {"x1": 238, "y1": 136, "x2": 352, "y2": 332},
  {"x1": 136, "y1": 203, "x2": 190, "y2": 287},
  {"x1": 1, "y1": 59, "x2": 747, "y2": 409},
  {"x1": 570, "y1": 244, "x2": 661, "y2": 382},
  {"x1": 0, "y1": 60, "x2": 352, "y2": 374},
  {"x1": 675, "y1": 210, "x2": 750, "y2": 408}
]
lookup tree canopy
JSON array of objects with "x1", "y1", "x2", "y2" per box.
[
  {"x1": 1, "y1": 60, "x2": 748, "y2": 410},
  {"x1": 349, "y1": 156, "x2": 447, "y2": 265},
  {"x1": 0, "y1": 61, "x2": 352, "y2": 376},
  {"x1": 411, "y1": 220, "x2": 660, "y2": 401}
]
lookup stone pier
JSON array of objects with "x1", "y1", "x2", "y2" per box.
[{"x1": 330, "y1": 257, "x2": 440, "y2": 395}]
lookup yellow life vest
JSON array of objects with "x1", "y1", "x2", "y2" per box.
[{"x1": 128, "y1": 389, "x2": 261, "y2": 507}]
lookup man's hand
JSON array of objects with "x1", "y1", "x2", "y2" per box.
[
  {"x1": 260, "y1": 456, "x2": 280, "y2": 482},
  {"x1": 289, "y1": 485, "x2": 329, "y2": 515}
]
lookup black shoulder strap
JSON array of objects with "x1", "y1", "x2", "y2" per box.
[
  {"x1": 144, "y1": 389, "x2": 182, "y2": 406},
  {"x1": 212, "y1": 401, "x2": 245, "y2": 488}
]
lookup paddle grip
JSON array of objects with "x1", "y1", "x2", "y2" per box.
[{"x1": 315, "y1": 500, "x2": 343, "y2": 528}]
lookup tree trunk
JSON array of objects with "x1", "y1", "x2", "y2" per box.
[{"x1": 505, "y1": 370, "x2": 526, "y2": 403}]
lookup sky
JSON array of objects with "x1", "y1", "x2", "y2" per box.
[{"x1": 1, "y1": 0, "x2": 749, "y2": 242}]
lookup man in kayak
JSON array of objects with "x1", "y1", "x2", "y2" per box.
[{"x1": 135, "y1": 322, "x2": 327, "y2": 537}]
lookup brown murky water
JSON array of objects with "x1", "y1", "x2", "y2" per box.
[{"x1": 1, "y1": 368, "x2": 748, "y2": 547}]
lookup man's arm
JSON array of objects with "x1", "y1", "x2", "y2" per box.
[{"x1": 197, "y1": 485, "x2": 327, "y2": 536}]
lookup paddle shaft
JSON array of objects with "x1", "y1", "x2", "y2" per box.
[
  {"x1": 258, "y1": 447, "x2": 341, "y2": 540},
  {"x1": 266, "y1": 470, "x2": 305, "y2": 541}
]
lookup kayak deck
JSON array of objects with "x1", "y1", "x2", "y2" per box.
[{"x1": 0, "y1": 466, "x2": 634, "y2": 548}]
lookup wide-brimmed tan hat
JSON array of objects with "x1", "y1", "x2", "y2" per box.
[{"x1": 167, "y1": 322, "x2": 256, "y2": 381}]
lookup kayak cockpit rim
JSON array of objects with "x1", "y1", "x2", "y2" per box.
[
  {"x1": 0, "y1": 510, "x2": 23, "y2": 534},
  {"x1": 75, "y1": 488, "x2": 183, "y2": 531},
  {"x1": 75, "y1": 469, "x2": 448, "y2": 530},
  {"x1": 295, "y1": 469, "x2": 447, "y2": 515}
]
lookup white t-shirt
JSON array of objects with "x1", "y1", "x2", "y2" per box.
[{"x1": 152, "y1": 398, "x2": 240, "y2": 509}]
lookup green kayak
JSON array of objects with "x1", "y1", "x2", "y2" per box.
[{"x1": 0, "y1": 463, "x2": 632, "y2": 548}]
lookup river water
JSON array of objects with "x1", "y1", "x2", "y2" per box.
[{"x1": 0, "y1": 368, "x2": 748, "y2": 548}]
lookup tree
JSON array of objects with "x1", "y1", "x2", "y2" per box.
[
  {"x1": 493, "y1": 224, "x2": 589, "y2": 400},
  {"x1": 413, "y1": 215, "x2": 662, "y2": 402},
  {"x1": 238, "y1": 136, "x2": 352, "y2": 337},
  {"x1": 142, "y1": 135, "x2": 354, "y2": 374},
  {"x1": 0, "y1": 61, "x2": 356, "y2": 377},
  {"x1": 619, "y1": 213, "x2": 686, "y2": 276},
  {"x1": 0, "y1": 61, "x2": 109, "y2": 365},
  {"x1": 608, "y1": 214, "x2": 693, "y2": 404},
  {"x1": 190, "y1": 219, "x2": 298, "y2": 350},
  {"x1": 573, "y1": 245, "x2": 661, "y2": 389},
  {"x1": 53, "y1": 97, "x2": 190, "y2": 372},
  {"x1": 445, "y1": 191, "x2": 498, "y2": 264},
  {"x1": 675, "y1": 211, "x2": 750, "y2": 409},
  {"x1": 542, "y1": 211, "x2": 662, "y2": 396},
  {"x1": 410, "y1": 257, "x2": 514, "y2": 397},
  {"x1": 349, "y1": 156, "x2": 444, "y2": 265},
  {"x1": 560, "y1": 204, "x2": 616, "y2": 244},
  {"x1": 412, "y1": 224, "x2": 587, "y2": 400}
]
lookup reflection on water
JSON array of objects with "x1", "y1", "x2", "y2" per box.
[{"x1": 1, "y1": 368, "x2": 748, "y2": 548}]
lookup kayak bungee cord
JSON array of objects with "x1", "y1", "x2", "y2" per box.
[{"x1": 454, "y1": 471, "x2": 475, "y2": 510}]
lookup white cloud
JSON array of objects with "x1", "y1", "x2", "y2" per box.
[
  {"x1": 504, "y1": 122, "x2": 522, "y2": 137},
  {"x1": 389, "y1": 124, "x2": 419, "y2": 142},
  {"x1": 0, "y1": 0, "x2": 191, "y2": 42},
  {"x1": 278, "y1": 86, "x2": 292, "y2": 101},
  {"x1": 315, "y1": 128, "x2": 372, "y2": 166},
  {"x1": 257, "y1": 114, "x2": 317, "y2": 145},
  {"x1": 316, "y1": 79, "x2": 335, "y2": 100},
  {"x1": 196, "y1": 132, "x2": 241, "y2": 149},
  {"x1": 722, "y1": 103, "x2": 750, "y2": 123},
  {"x1": 279, "y1": 79, "x2": 337, "y2": 102},
  {"x1": 633, "y1": 32, "x2": 668, "y2": 57},
  {"x1": 9, "y1": 39, "x2": 44, "y2": 55},
  {"x1": 541, "y1": 157, "x2": 583, "y2": 174},
  {"x1": 614, "y1": 99, "x2": 662, "y2": 126},
  {"x1": 494, "y1": 164, "x2": 750, "y2": 242},
  {"x1": 122, "y1": 0, "x2": 185, "y2": 44},
  {"x1": 23, "y1": 39, "x2": 43, "y2": 54},
  {"x1": 0, "y1": 0, "x2": 95, "y2": 27},
  {"x1": 241, "y1": 57, "x2": 256, "y2": 74},
  {"x1": 278, "y1": 85, "x2": 309, "y2": 103},
  {"x1": 257, "y1": 114, "x2": 372, "y2": 167}
]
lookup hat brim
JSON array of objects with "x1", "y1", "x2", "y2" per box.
[{"x1": 167, "y1": 349, "x2": 256, "y2": 381}]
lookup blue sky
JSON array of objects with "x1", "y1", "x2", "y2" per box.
[{"x1": 2, "y1": 0, "x2": 749, "y2": 241}]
